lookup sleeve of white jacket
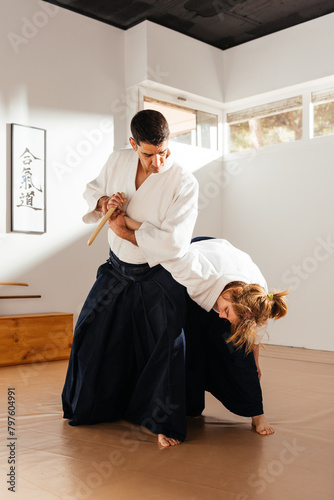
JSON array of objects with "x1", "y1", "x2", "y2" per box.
[
  {"x1": 135, "y1": 179, "x2": 198, "y2": 267},
  {"x1": 82, "y1": 160, "x2": 109, "y2": 224}
]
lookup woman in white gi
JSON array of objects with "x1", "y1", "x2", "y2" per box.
[
  {"x1": 62, "y1": 110, "x2": 198, "y2": 448},
  {"x1": 163, "y1": 236, "x2": 288, "y2": 436},
  {"x1": 110, "y1": 210, "x2": 288, "y2": 436}
]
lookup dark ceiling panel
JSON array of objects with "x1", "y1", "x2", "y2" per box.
[{"x1": 43, "y1": 0, "x2": 334, "y2": 49}]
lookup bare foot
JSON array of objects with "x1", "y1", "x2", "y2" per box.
[
  {"x1": 252, "y1": 414, "x2": 274, "y2": 435},
  {"x1": 158, "y1": 434, "x2": 181, "y2": 447}
]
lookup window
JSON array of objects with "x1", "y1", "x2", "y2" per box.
[
  {"x1": 143, "y1": 96, "x2": 218, "y2": 150},
  {"x1": 312, "y1": 88, "x2": 334, "y2": 138},
  {"x1": 227, "y1": 96, "x2": 303, "y2": 153}
]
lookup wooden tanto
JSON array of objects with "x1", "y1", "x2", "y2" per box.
[{"x1": 87, "y1": 192, "x2": 126, "y2": 246}]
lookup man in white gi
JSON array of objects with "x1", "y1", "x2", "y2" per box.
[{"x1": 62, "y1": 110, "x2": 198, "y2": 447}]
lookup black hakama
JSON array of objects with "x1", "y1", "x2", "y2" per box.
[
  {"x1": 185, "y1": 237, "x2": 264, "y2": 419},
  {"x1": 62, "y1": 251, "x2": 187, "y2": 442}
]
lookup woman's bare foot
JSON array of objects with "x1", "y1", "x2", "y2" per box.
[
  {"x1": 252, "y1": 414, "x2": 274, "y2": 435},
  {"x1": 158, "y1": 434, "x2": 181, "y2": 447}
]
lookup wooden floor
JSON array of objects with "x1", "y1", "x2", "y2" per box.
[{"x1": 0, "y1": 345, "x2": 333, "y2": 500}]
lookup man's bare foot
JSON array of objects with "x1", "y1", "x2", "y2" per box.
[
  {"x1": 252, "y1": 414, "x2": 274, "y2": 435},
  {"x1": 158, "y1": 434, "x2": 181, "y2": 447}
]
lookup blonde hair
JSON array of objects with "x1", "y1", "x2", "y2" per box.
[{"x1": 221, "y1": 282, "x2": 289, "y2": 354}]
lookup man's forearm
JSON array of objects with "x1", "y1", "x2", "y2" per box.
[
  {"x1": 108, "y1": 214, "x2": 138, "y2": 246},
  {"x1": 118, "y1": 227, "x2": 138, "y2": 246},
  {"x1": 124, "y1": 216, "x2": 142, "y2": 231}
]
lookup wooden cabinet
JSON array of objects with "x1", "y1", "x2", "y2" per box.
[{"x1": 0, "y1": 313, "x2": 73, "y2": 366}]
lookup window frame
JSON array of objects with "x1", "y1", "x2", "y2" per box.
[
  {"x1": 310, "y1": 87, "x2": 334, "y2": 139},
  {"x1": 224, "y1": 80, "x2": 334, "y2": 157},
  {"x1": 225, "y1": 95, "x2": 304, "y2": 154},
  {"x1": 129, "y1": 79, "x2": 334, "y2": 162},
  {"x1": 137, "y1": 86, "x2": 224, "y2": 155}
]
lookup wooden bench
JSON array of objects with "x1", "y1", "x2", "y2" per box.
[{"x1": 0, "y1": 313, "x2": 73, "y2": 367}]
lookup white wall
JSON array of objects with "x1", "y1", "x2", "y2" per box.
[
  {"x1": 125, "y1": 21, "x2": 224, "y2": 105},
  {"x1": 223, "y1": 13, "x2": 334, "y2": 103},
  {"x1": 220, "y1": 137, "x2": 334, "y2": 351},
  {"x1": 0, "y1": 0, "x2": 126, "y2": 322}
]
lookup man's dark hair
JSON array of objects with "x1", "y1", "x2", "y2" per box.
[{"x1": 130, "y1": 109, "x2": 170, "y2": 146}]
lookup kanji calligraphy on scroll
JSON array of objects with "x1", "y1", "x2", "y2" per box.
[{"x1": 11, "y1": 124, "x2": 46, "y2": 233}]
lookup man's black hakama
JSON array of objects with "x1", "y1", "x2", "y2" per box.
[{"x1": 62, "y1": 251, "x2": 187, "y2": 442}]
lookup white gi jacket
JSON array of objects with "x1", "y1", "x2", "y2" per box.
[
  {"x1": 83, "y1": 148, "x2": 198, "y2": 265},
  {"x1": 162, "y1": 238, "x2": 268, "y2": 312}
]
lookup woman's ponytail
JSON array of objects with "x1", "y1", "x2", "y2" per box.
[{"x1": 268, "y1": 290, "x2": 289, "y2": 320}]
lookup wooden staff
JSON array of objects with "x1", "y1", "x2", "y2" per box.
[{"x1": 87, "y1": 193, "x2": 126, "y2": 246}]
